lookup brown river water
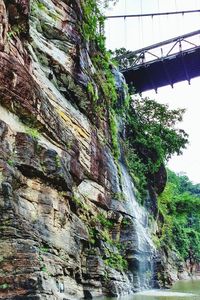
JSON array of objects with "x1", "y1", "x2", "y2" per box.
[{"x1": 97, "y1": 279, "x2": 200, "y2": 300}]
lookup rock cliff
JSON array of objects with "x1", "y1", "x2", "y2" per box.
[{"x1": 0, "y1": 0, "x2": 158, "y2": 299}]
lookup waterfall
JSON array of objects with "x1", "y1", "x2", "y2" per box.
[
  {"x1": 120, "y1": 162, "x2": 156, "y2": 291},
  {"x1": 112, "y1": 66, "x2": 156, "y2": 291}
]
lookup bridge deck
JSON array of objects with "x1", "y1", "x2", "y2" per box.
[
  {"x1": 117, "y1": 30, "x2": 200, "y2": 93},
  {"x1": 122, "y1": 47, "x2": 200, "y2": 93}
]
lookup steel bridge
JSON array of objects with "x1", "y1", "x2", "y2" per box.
[
  {"x1": 106, "y1": 9, "x2": 200, "y2": 93},
  {"x1": 115, "y1": 30, "x2": 200, "y2": 93}
]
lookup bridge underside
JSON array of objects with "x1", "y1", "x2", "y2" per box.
[{"x1": 122, "y1": 47, "x2": 200, "y2": 93}]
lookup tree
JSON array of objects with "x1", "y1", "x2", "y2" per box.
[
  {"x1": 126, "y1": 96, "x2": 189, "y2": 173},
  {"x1": 158, "y1": 170, "x2": 200, "y2": 262},
  {"x1": 123, "y1": 96, "x2": 188, "y2": 200}
]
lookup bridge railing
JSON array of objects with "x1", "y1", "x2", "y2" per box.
[{"x1": 116, "y1": 30, "x2": 200, "y2": 71}]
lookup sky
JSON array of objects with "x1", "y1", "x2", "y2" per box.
[{"x1": 105, "y1": 0, "x2": 200, "y2": 183}]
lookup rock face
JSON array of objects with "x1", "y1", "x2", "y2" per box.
[
  {"x1": 154, "y1": 249, "x2": 191, "y2": 289},
  {"x1": 0, "y1": 0, "x2": 157, "y2": 299}
]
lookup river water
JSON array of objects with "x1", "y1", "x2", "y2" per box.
[{"x1": 99, "y1": 280, "x2": 200, "y2": 300}]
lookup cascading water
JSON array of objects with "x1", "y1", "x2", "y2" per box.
[
  {"x1": 112, "y1": 66, "x2": 156, "y2": 292},
  {"x1": 119, "y1": 162, "x2": 156, "y2": 291}
]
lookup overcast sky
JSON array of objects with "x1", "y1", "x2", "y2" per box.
[{"x1": 105, "y1": 0, "x2": 200, "y2": 183}]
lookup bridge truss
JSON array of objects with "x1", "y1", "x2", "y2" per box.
[{"x1": 115, "y1": 30, "x2": 200, "y2": 92}]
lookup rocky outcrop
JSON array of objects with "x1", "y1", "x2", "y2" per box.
[
  {"x1": 154, "y1": 249, "x2": 191, "y2": 289},
  {"x1": 0, "y1": 0, "x2": 158, "y2": 299}
]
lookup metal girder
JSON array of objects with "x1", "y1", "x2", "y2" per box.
[
  {"x1": 117, "y1": 30, "x2": 200, "y2": 72},
  {"x1": 121, "y1": 47, "x2": 200, "y2": 93}
]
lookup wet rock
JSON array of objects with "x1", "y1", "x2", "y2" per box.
[
  {"x1": 83, "y1": 290, "x2": 92, "y2": 299},
  {"x1": 0, "y1": 0, "x2": 161, "y2": 298},
  {"x1": 77, "y1": 179, "x2": 109, "y2": 209},
  {"x1": 86, "y1": 255, "x2": 105, "y2": 279}
]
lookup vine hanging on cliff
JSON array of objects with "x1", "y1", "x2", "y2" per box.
[{"x1": 81, "y1": 0, "x2": 106, "y2": 51}]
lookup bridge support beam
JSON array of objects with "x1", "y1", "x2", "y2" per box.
[
  {"x1": 180, "y1": 52, "x2": 191, "y2": 85},
  {"x1": 161, "y1": 59, "x2": 174, "y2": 89}
]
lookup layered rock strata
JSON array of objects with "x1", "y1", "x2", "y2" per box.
[{"x1": 0, "y1": 0, "x2": 156, "y2": 299}]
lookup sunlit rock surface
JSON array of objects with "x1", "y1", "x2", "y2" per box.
[{"x1": 0, "y1": 0, "x2": 163, "y2": 299}]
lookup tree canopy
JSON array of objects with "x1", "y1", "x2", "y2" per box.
[
  {"x1": 158, "y1": 169, "x2": 200, "y2": 262},
  {"x1": 124, "y1": 96, "x2": 189, "y2": 199}
]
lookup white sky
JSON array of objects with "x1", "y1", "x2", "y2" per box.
[{"x1": 105, "y1": 0, "x2": 200, "y2": 183}]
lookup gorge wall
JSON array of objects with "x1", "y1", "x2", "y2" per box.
[{"x1": 0, "y1": 0, "x2": 187, "y2": 299}]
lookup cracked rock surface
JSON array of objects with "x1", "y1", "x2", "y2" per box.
[{"x1": 0, "y1": 0, "x2": 158, "y2": 299}]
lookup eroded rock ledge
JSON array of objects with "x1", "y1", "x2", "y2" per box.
[{"x1": 0, "y1": 0, "x2": 159, "y2": 299}]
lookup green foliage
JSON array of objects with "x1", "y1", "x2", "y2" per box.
[
  {"x1": 65, "y1": 140, "x2": 72, "y2": 150},
  {"x1": 121, "y1": 217, "x2": 131, "y2": 227},
  {"x1": 87, "y1": 81, "x2": 99, "y2": 103},
  {"x1": 168, "y1": 169, "x2": 200, "y2": 196},
  {"x1": 112, "y1": 47, "x2": 132, "y2": 57},
  {"x1": 92, "y1": 53, "x2": 118, "y2": 106},
  {"x1": 37, "y1": 1, "x2": 46, "y2": 10},
  {"x1": 81, "y1": 0, "x2": 105, "y2": 50},
  {"x1": 104, "y1": 252, "x2": 128, "y2": 271},
  {"x1": 88, "y1": 227, "x2": 97, "y2": 245},
  {"x1": 96, "y1": 213, "x2": 114, "y2": 229},
  {"x1": 55, "y1": 155, "x2": 61, "y2": 168},
  {"x1": 7, "y1": 25, "x2": 23, "y2": 40},
  {"x1": 123, "y1": 141, "x2": 147, "y2": 201},
  {"x1": 158, "y1": 169, "x2": 200, "y2": 262},
  {"x1": 102, "y1": 73, "x2": 118, "y2": 106},
  {"x1": 81, "y1": 1, "x2": 118, "y2": 108},
  {"x1": 72, "y1": 195, "x2": 89, "y2": 212},
  {"x1": 82, "y1": 3, "x2": 188, "y2": 212},
  {"x1": 123, "y1": 85, "x2": 131, "y2": 109},
  {"x1": 127, "y1": 96, "x2": 188, "y2": 169},
  {"x1": 6, "y1": 151, "x2": 17, "y2": 167},
  {"x1": 124, "y1": 95, "x2": 188, "y2": 201},
  {"x1": 31, "y1": 0, "x2": 45, "y2": 15},
  {"x1": 88, "y1": 221, "x2": 113, "y2": 245},
  {"x1": 101, "y1": 228, "x2": 113, "y2": 244},
  {"x1": 39, "y1": 246, "x2": 49, "y2": 253},
  {"x1": 41, "y1": 265, "x2": 47, "y2": 272},
  {"x1": 81, "y1": 1, "x2": 120, "y2": 157},
  {"x1": 7, "y1": 159, "x2": 14, "y2": 166},
  {"x1": 48, "y1": 11, "x2": 59, "y2": 21},
  {"x1": 111, "y1": 47, "x2": 137, "y2": 70},
  {"x1": 0, "y1": 283, "x2": 10, "y2": 290},
  {"x1": 152, "y1": 234, "x2": 161, "y2": 248},
  {"x1": 31, "y1": 0, "x2": 59, "y2": 20},
  {"x1": 112, "y1": 192, "x2": 126, "y2": 201},
  {"x1": 86, "y1": 209, "x2": 128, "y2": 272},
  {"x1": 25, "y1": 127, "x2": 40, "y2": 139},
  {"x1": 58, "y1": 191, "x2": 67, "y2": 197}
]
